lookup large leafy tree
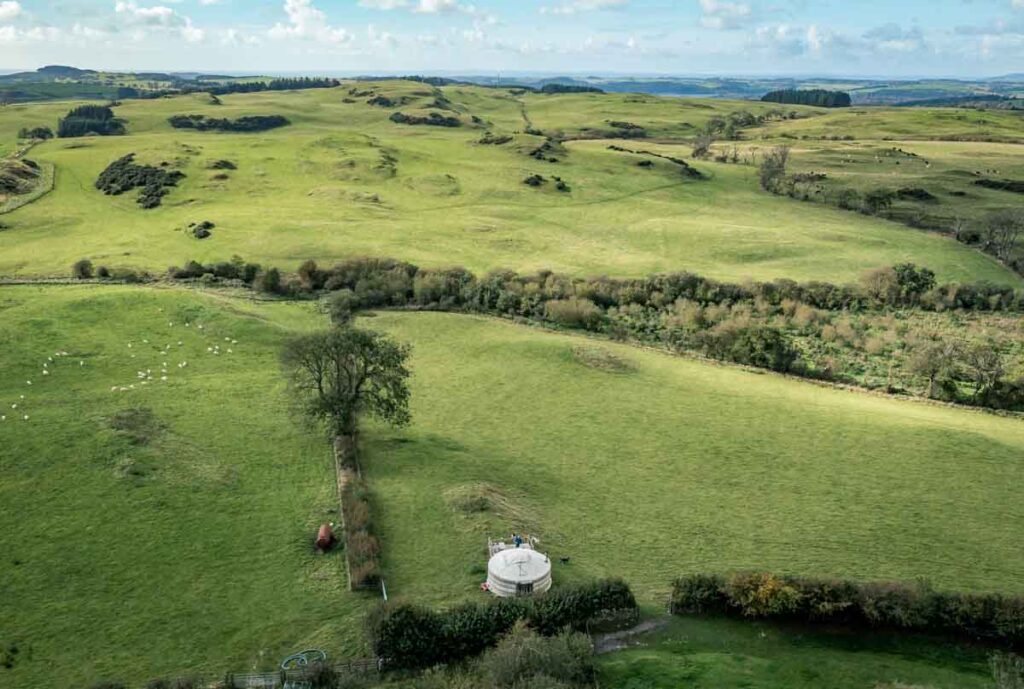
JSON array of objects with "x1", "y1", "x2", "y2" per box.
[{"x1": 283, "y1": 327, "x2": 411, "y2": 437}]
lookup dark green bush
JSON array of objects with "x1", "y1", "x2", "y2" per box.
[
  {"x1": 72, "y1": 259, "x2": 94, "y2": 280},
  {"x1": 369, "y1": 579, "x2": 637, "y2": 670},
  {"x1": 95, "y1": 154, "x2": 184, "y2": 209},
  {"x1": 168, "y1": 114, "x2": 290, "y2": 132}
]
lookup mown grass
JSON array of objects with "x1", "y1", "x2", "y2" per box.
[
  {"x1": 0, "y1": 82, "x2": 1017, "y2": 285},
  {"x1": 0, "y1": 285, "x2": 371, "y2": 689},
  {"x1": 596, "y1": 615, "x2": 994, "y2": 689}
]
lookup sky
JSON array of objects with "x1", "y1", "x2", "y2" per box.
[{"x1": 0, "y1": 1, "x2": 1023, "y2": 78}]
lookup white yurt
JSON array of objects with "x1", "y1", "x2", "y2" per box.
[{"x1": 487, "y1": 547, "x2": 553, "y2": 597}]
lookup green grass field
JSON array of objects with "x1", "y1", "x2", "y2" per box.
[
  {"x1": 0, "y1": 82, "x2": 1018, "y2": 286},
  {"x1": 0, "y1": 285, "x2": 371, "y2": 688},
  {"x1": 4, "y1": 287, "x2": 1024, "y2": 688},
  {"x1": 362, "y1": 311, "x2": 1024, "y2": 604}
]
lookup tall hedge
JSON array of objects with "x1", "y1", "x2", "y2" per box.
[
  {"x1": 368, "y1": 579, "x2": 637, "y2": 669},
  {"x1": 671, "y1": 572, "x2": 1024, "y2": 647}
]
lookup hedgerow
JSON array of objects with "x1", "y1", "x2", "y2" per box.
[
  {"x1": 367, "y1": 579, "x2": 636, "y2": 670},
  {"x1": 341, "y1": 475, "x2": 382, "y2": 589},
  {"x1": 164, "y1": 257, "x2": 1024, "y2": 410},
  {"x1": 670, "y1": 572, "x2": 1024, "y2": 647}
]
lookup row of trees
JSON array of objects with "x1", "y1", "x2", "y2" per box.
[
  {"x1": 167, "y1": 114, "x2": 290, "y2": 133},
  {"x1": 57, "y1": 104, "x2": 124, "y2": 138},
  {"x1": 761, "y1": 88, "x2": 852, "y2": 108},
  {"x1": 153, "y1": 256, "x2": 1024, "y2": 412}
]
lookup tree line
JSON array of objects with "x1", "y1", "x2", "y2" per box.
[
  {"x1": 150, "y1": 255, "x2": 1024, "y2": 413},
  {"x1": 761, "y1": 88, "x2": 852, "y2": 108},
  {"x1": 57, "y1": 104, "x2": 124, "y2": 138}
]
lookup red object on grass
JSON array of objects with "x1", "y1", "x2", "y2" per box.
[{"x1": 316, "y1": 523, "x2": 336, "y2": 551}]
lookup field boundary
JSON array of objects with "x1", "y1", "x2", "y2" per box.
[{"x1": 0, "y1": 278, "x2": 1020, "y2": 420}]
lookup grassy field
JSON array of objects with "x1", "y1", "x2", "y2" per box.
[
  {"x1": 0, "y1": 285, "x2": 372, "y2": 689},
  {"x1": 752, "y1": 105, "x2": 1024, "y2": 142},
  {"x1": 596, "y1": 616, "x2": 994, "y2": 689},
  {"x1": 361, "y1": 311, "x2": 1024, "y2": 604},
  {"x1": 3, "y1": 287, "x2": 1024, "y2": 687},
  {"x1": 0, "y1": 82, "x2": 1018, "y2": 285}
]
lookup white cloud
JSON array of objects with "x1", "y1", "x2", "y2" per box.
[
  {"x1": 540, "y1": 0, "x2": 627, "y2": 16},
  {"x1": 269, "y1": 0, "x2": 352, "y2": 44},
  {"x1": 0, "y1": 1, "x2": 21, "y2": 22},
  {"x1": 359, "y1": 0, "x2": 409, "y2": 8},
  {"x1": 115, "y1": 2, "x2": 205, "y2": 43},
  {"x1": 699, "y1": 0, "x2": 752, "y2": 30},
  {"x1": 115, "y1": 1, "x2": 177, "y2": 26}
]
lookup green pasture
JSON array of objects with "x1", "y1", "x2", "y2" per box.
[
  {"x1": 0, "y1": 83, "x2": 1018, "y2": 286},
  {"x1": 752, "y1": 105, "x2": 1024, "y2": 142},
  {"x1": 0, "y1": 285, "x2": 369, "y2": 689},
  {"x1": 3, "y1": 286, "x2": 1024, "y2": 687},
  {"x1": 362, "y1": 310, "x2": 1024, "y2": 605}
]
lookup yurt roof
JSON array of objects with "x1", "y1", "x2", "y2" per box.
[{"x1": 488, "y1": 548, "x2": 551, "y2": 583}]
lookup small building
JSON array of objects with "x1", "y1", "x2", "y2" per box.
[{"x1": 486, "y1": 540, "x2": 552, "y2": 597}]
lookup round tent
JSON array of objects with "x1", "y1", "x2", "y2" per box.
[{"x1": 487, "y1": 547, "x2": 552, "y2": 597}]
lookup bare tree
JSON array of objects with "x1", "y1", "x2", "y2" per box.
[{"x1": 982, "y1": 210, "x2": 1024, "y2": 262}]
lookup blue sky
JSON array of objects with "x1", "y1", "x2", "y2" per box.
[{"x1": 0, "y1": 0, "x2": 1023, "y2": 77}]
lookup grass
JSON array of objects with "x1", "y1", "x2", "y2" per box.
[
  {"x1": 3, "y1": 287, "x2": 1024, "y2": 687},
  {"x1": 0, "y1": 82, "x2": 1017, "y2": 285},
  {"x1": 361, "y1": 310, "x2": 1024, "y2": 606},
  {"x1": 596, "y1": 615, "x2": 994, "y2": 689},
  {"x1": 0, "y1": 285, "x2": 372, "y2": 689}
]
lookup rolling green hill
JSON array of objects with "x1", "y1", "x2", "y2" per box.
[{"x1": 0, "y1": 81, "x2": 1018, "y2": 286}]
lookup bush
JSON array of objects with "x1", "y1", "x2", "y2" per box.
[
  {"x1": 478, "y1": 624, "x2": 595, "y2": 688},
  {"x1": 18, "y1": 126, "x2": 53, "y2": 140},
  {"x1": 342, "y1": 476, "x2": 382, "y2": 589},
  {"x1": 95, "y1": 154, "x2": 184, "y2": 209},
  {"x1": 670, "y1": 572, "x2": 1024, "y2": 646},
  {"x1": 324, "y1": 289, "x2": 358, "y2": 325},
  {"x1": 545, "y1": 298, "x2": 604, "y2": 330},
  {"x1": 58, "y1": 105, "x2": 124, "y2": 138},
  {"x1": 254, "y1": 267, "x2": 282, "y2": 294},
  {"x1": 72, "y1": 259, "x2": 94, "y2": 280},
  {"x1": 369, "y1": 579, "x2": 637, "y2": 670},
  {"x1": 389, "y1": 112, "x2": 461, "y2": 127},
  {"x1": 168, "y1": 114, "x2": 290, "y2": 132}
]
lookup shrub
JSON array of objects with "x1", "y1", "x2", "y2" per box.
[
  {"x1": 95, "y1": 154, "x2": 184, "y2": 209},
  {"x1": 72, "y1": 259, "x2": 94, "y2": 280},
  {"x1": 545, "y1": 298, "x2": 603, "y2": 330},
  {"x1": 253, "y1": 267, "x2": 282, "y2": 294},
  {"x1": 724, "y1": 572, "x2": 802, "y2": 618},
  {"x1": 369, "y1": 579, "x2": 637, "y2": 670},
  {"x1": 389, "y1": 112, "x2": 461, "y2": 127},
  {"x1": 17, "y1": 126, "x2": 53, "y2": 140},
  {"x1": 478, "y1": 624, "x2": 595, "y2": 688},
  {"x1": 670, "y1": 572, "x2": 1024, "y2": 646},
  {"x1": 168, "y1": 114, "x2": 290, "y2": 132},
  {"x1": 324, "y1": 289, "x2": 358, "y2": 325}
]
